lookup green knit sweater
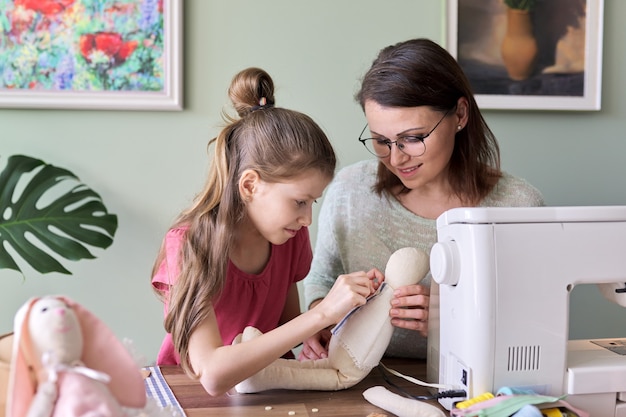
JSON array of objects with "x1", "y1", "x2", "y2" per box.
[{"x1": 304, "y1": 159, "x2": 544, "y2": 358}]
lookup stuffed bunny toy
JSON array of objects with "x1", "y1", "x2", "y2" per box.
[
  {"x1": 234, "y1": 247, "x2": 430, "y2": 393},
  {"x1": 6, "y1": 296, "x2": 147, "y2": 417}
]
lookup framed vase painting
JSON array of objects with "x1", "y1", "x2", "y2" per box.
[
  {"x1": 0, "y1": 0, "x2": 182, "y2": 110},
  {"x1": 446, "y1": 0, "x2": 604, "y2": 111}
]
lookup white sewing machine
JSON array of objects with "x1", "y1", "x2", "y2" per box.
[{"x1": 426, "y1": 206, "x2": 626, "y2": 416}]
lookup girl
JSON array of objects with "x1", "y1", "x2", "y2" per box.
[{"x1": 151, "y1": 67, "x2": 381, "y2": 396}]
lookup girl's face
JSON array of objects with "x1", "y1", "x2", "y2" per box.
[
  {"x1": 364, "y1": 100, "x2": 462, "y2": 191},
  {"x1": 242, "y1": 168, "x2": 331, "y2": 245}
]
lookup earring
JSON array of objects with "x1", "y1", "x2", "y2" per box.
[{"x1": 457, "y1": 125, "x2": 462, "y2": 131}]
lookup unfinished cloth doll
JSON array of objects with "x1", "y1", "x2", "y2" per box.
[
  {"x1": 7, "y1": 296, "x2": 147, "y2": 417},
  {"x1": 234, "y1": 247, "x2": 429, "y2": 393}
]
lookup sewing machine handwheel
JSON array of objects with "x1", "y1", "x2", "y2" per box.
[{"x1": 430, "y1": 241, "x2": 460, "y2": 286}]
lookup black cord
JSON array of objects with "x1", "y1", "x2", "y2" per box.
[{"x1": 376, "y1": 363, "x2": 466, "y2": 401}]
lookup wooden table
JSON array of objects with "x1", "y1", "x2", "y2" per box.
[{"x1": 161, "y1": 358, "x2": 447, "y2": 416}]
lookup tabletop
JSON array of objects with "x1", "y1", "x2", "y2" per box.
[{"x1": 160, "y1": 357, "x2": 447, "y2": 417}]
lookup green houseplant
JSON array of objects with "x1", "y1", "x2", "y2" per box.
[
  {"x1": 0, "y1": 154, "x2": 118, "y2": 276},
  {"x1": 0, "y1": 154, "x2": 118, "y2": 412}
]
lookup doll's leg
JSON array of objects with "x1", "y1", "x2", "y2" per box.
[
  {"x1": 233, "y1": 327, "x2": 371, "y2": 393},
  {"x1": 235, "y1": 348, "x2": 370, "y2": 393}
]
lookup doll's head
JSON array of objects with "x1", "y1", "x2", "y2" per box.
[{"x1": 384, "y1": 247, "x2": 430, "y2": 289}]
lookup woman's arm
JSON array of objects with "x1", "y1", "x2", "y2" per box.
[{"x1": 188, "y1": 270, "x2": 381, "y2": 396}]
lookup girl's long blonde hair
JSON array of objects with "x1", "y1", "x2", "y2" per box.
[{"x1": 152, "y1": 67, "x2": 336, "y2": 375}]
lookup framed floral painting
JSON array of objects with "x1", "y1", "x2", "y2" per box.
[
  {"x1": 0, "y1": 0, "x2": 182, "y2": 110},
  {"x1": 447, "y1": 0, "x2": 603, "y2": 111}
]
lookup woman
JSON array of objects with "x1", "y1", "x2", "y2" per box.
[{"x1": 300, "y1": 38, "x2": 544, "y2": 360}]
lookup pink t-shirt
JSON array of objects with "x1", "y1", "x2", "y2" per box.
[{"x1": 151, "y1": 226, "x2": 312, "y2": 365}]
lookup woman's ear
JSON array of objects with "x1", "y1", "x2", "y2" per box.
[
  {"x1": 239, "y1": 169, "x2": 260, "y2": 202},
  {"x1": 455, "y1": 97, "x2": 469, "y2": 130}
]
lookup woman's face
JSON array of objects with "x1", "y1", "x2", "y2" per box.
[{"x1": 363, "y1": 100, "x2": 462, "y2": 191}]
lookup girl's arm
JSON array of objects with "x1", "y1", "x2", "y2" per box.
[{"x1": 188, "y1": 270, "x2": 380, "y2": 396}]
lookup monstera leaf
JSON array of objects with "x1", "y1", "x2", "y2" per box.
[{"x1": 0, "y1": 155, "x2": 118, "y2": 275}]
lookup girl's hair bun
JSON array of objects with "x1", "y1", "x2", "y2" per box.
[{"x1": 228, "y1": 67, "x2": 276, "y2": 117}]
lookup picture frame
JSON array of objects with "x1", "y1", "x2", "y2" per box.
[
  {"x1": 0, "y1": 0, "x2": 183, "y2": 111},
  {"x1": 446, "y1": 0, "x2": 604, "y2": 111}
]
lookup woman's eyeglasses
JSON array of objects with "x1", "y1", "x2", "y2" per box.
[{"x1": 358, "y1": 108, "x2": 451, "y2": 158}]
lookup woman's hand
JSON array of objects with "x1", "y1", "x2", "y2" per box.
[
  {"x1": 390, "y1": 284, "x2": 429, "y2": 337},
  {"x1": 298, "y1": 327, "x2": 331, "y2": 361}
]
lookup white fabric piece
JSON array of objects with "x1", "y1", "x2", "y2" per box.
[{"x1": 363, "y1": 386, "x2": 446, "y2": 417}]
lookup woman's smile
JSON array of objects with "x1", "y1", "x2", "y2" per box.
[{"x1": 395, "y1": 162, "x2": 423, "y2": 179}]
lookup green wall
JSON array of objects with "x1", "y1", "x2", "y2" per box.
[{"x1": 1, "y1": 1, "x2": 625, "y2": 363}]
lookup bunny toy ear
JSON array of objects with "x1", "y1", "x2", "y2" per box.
[
  {"x1": 7, "y1": 297, "x2": 42, "y2": 417},
  {"x1": 62, "y1": 297, "x2": 146, "y2": 408}
]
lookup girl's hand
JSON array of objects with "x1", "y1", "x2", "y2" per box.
[
  {"x1": 390, "y1": 284, "x2": 429, "y2": 337},
  {"x1": 314, "y1": 268, "x2": 383, "y2": 327},
  {"x1": 298, "y1": 327, "x2": 331, "y2": 361}
]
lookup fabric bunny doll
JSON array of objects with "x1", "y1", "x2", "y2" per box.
[
  {"x1": 234, "y1": 247, "x2": 430, "y2": 393},
  {"x1": 6, "y1": 296, "x2": 147, "y2": 417}
]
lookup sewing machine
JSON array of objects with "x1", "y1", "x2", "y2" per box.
[{"x1": 426, "y1": 206, "x2": 626, "y2": 416}]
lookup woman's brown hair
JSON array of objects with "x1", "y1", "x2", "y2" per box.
[{"x1": 356, "y1": 38, "x2": 501, "y2": 204}]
